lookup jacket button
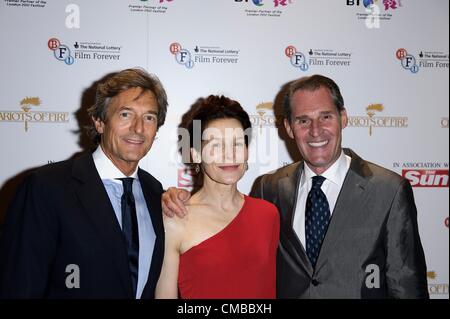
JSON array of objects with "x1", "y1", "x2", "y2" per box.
[{"x1": 311, "y1": 279, "x2": 320, "y2": 286}]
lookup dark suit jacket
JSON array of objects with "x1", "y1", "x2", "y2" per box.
[
  {"x1": 0, "y1": 152, "x2": 165, "y2": 299},
  {"x1": 251, "y1": 148, "x2": 429, "y2": 299}
]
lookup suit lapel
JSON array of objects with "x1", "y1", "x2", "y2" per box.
[
  {"x1": 71, "y1": 153, "x2": 134, "y2": 298},
  {"x1": 138, "y1": 169, "x2": 164, "y2": 299},
  {"x1": 315, "y1": 149, "x2": 374, "y2": 271},
  {"x1": 278, "y1": 162, "x2": 314, "y2": 276}
]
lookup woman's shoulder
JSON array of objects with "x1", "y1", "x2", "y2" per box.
[
  {"x1": 162, "y1": 199, "x2": 201, "y2": 225},
  {"x1": 162, "y1": 211, "x2": 189, "y2": 236},
  {"x1": 244, "y1": 195, "x2": 279, "y2": 218}
]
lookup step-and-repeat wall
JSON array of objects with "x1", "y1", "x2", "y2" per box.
[{"x1": 0, "y1": 0, "x2": 448, "y2": 298}]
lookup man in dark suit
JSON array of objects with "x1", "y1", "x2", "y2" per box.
[
  {"x1": 161, "y1": 75, "x2": 429, "y2": 298},
  {"x1": 0, "y1": 68, "x2": 167, "y2": 299}
]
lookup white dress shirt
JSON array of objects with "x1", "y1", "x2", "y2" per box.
[
  {"x1": 293, "y1": 151, "x2": 351, "y2": 248},
  {"x1": 92, "y1": 146, "x2": 155, "y2": 299}
]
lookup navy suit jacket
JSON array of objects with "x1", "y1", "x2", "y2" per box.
[{"x1": 0, "y1": 152, "x2": 165, "y2": 298}]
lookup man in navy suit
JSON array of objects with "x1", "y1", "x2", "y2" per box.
[{"x1": 0, "y1": 68, "x2": 168, "y2": 299}]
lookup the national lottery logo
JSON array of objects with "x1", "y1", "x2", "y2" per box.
[
  {"x1": 170, "y1": 42, "x2": 240, "y2": 69},
  {"x1": 48, "y1": 38, "x2": 75, "y2": 65},
  {"x1": 285, "y1": 46, "x2": 352, "y2": 71},
  {"x1": 170, "y1": 43, "x2": 195, "y2": 69},
  {"x1": 285, "y1": 45, "x2": 309, "y2": 72},
  {"x1": 396, "y1": 48, "x2": 449, "y2": 74},
  {"x1": 48, "y1": 37, "x2": 122, "y2": 64}
]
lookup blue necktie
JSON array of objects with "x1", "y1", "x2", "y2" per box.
[
  {"x1": 305, "y1": 175, "x2": 330, "y2": 267},
  {"x1": 118, "y1": 177, "x2": 139, "y2": 296}
]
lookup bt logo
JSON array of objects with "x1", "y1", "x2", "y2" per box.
[{"x1": 235, "y1": 0, "x2": 264, "y2": 6}]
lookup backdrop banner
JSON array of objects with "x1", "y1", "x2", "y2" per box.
[{"x1": 0, "y1": 0, "x2": 448, "y2": 299}]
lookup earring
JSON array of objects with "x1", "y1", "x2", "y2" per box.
[
  {"x1": 194, "y1": 164, "x2": 200, "y2": 174},
  {"x1": 245, "y1": 161, "x2": 249, "y2": 171}
]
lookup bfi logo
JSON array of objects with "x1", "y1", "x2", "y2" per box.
[
  {"x1": 285, "y1": 45, "x2": 309, "y2": 71},
  {"x1": 396, "y1": 49, "x2": 419, "y2": 74},
  {"x1": 48, "y1": 38, "x2": 75, "y2": 65},
  {"x1": 170, "y1": 42, "x2": 194, "y2": 69}
]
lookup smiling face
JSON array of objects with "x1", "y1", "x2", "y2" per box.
[
  {"x1": 94, "y1": 87, "x2": 159, "y2": 176},
  {"x1": 284, "y1": 86, "x2": 348, "y2": 175},
  {"x1": 192, "y1": 118, "x2": 249, "y2": 186}
]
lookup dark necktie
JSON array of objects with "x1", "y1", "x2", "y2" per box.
[
  {"x1": 305, "y1": 175, "x2": 330, "y2": 267},
  {"x1": 117, "y1": 177, "x2": 139, "y2": 296}
]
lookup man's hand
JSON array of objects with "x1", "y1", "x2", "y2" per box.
[{"x1": 162, "y1": 187, "x2": 191, "y2": 218}]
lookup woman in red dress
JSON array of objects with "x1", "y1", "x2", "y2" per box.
[{"x1": 155, "y1": 95, "x2": 279, "y2": 299}]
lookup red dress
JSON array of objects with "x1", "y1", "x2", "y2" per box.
[{"x1": 178, "y1": 195, "x2": 280, "y2": 299}]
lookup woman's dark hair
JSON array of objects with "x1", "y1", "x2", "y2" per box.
[{"x1": 180, "y1": 95, "x2": 252, "y2": 163}]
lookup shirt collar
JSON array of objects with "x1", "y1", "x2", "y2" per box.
[
  {"x1": 92, "y1": 146, "x2": 138, "y2": 182},
  {"x1": 321, "y1": 151, "x2": 350, "y2": 186},
  {"x1": 301, "y1": 150, "x2": 350, "y2": 187}
]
